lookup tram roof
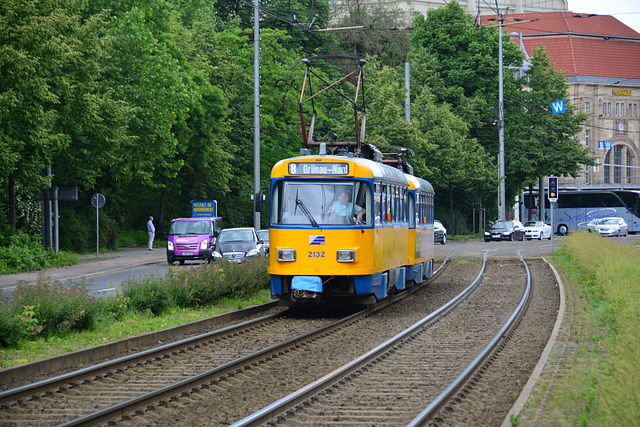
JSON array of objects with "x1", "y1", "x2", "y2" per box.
[
  {"x1": 405, "y1": 174, "x2": 434, "y2": 194},
  {"x1": 274, "y1": 155, "x2": 410, "y2": 185}
]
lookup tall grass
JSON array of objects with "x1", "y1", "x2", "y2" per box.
[
  {"x1": 0, "y1": 257, "x2": 270, "y2": 354},
  {"x1": 553, "y1": 233, "x2": 640, "y2": 425}
]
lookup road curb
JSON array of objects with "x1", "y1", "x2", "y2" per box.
[{"x1": 500, "y1": 257, "x2": 566, "y2": 426}]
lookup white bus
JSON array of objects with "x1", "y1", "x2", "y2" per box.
[{"x1": 523, "y1": 190, "x2": 640, "y2": 235}]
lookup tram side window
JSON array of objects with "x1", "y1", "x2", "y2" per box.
[
  {"x1": 393, "y1": 186, "x2": 399, "y2": 223},
  {"x1": 385, "y1": 184, "x2": 391, "y2": 223},
  {"x1": 408, "y1": 192, "x2": 415, "y2": 227},
  {"x1": 375, "y1": 183, "x2": 382, "y2": 225},
  {"x1": 429, "y1": 193, "x2": 434, "y2": 226}
]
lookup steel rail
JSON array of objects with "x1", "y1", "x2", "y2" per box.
[
  {"x1": 230, "y1": 252, "x2": 486, "y2": 427},
  {"x1": 407, "y1": 251, "x2": 532, "y2": 426},
  {"x1": 50, "y1": 255, "x2": 449, "y2": 426},
  {"x1": 0, "y1": 310, "x2": 287, "y2": 404}
]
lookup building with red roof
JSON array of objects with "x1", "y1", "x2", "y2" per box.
[{"x1": 483, "y1": 11, "x2": 640, "y2": 190}]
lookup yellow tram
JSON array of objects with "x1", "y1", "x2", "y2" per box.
[{"x1": 268, "y1": 152, "x2": 435, "y2": 306}]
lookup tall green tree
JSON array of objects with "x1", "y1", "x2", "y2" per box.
[
  {"x1": 329, "y1": 0, "x2": 415, "y2": 68},
  {"x1": 506, "y1": 45, "x2": 593, "y2": 198},
  {"x1": 101, "y1": 7, "x2": 193, "y2": 187},
  {"x1": 0, "y1": 0, "x2": 134, "y2": 232},
  {"x1": 411, "y1": 89, "x2": 496, "y2": 234}
]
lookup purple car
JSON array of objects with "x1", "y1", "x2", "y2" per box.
[{"x1": 166, "y1": 217, "x2": 224, "y2": 265}]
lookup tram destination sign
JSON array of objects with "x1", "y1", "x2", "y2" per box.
[{"x1": 288, "y1": 162, "x2": 349, "y2": 176}]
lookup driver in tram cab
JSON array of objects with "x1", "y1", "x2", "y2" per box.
[{"x1": 325, "y1": 191, "x2": 365, "y2": 221}]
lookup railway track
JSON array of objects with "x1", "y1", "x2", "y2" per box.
[
  {"x1": 1, "y1": 252, "x2": 556, "y2": 427},
  {"x1": 0, "y1": 257, "x2": 456, "y2": 426},
  {"x1": 232, "y1": 254, "x2": 531, "y2": 426}
]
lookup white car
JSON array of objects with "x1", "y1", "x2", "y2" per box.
[
  {"x1": 586, "y1": 217, "x2": 628, "y2": 237},
  {"x1": 434, "y1": 220, "x2": 447, "y2": 245},
  {"x1": 523, "y1": 221, "x2": 552, "y2": 240}
]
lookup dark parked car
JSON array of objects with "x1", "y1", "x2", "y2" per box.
[
  {"x1": 484, "y1": 219, "x2": 525, "y2": 242},
  {"x1": 434, "y1": 220, "x2": 447, "y2": 245},
  {"x1": 213, "y1": 227, "x2": 266, "y2": 262},
  {"x1": 256, "y1": 229, "x2": 270, "y2": 254}
]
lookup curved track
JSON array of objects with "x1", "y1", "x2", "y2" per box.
[
  {"x1": 0, "y1": 257, "x2": 455, "y2": 426},
  {"x1": 233, "y1": 253, "x2": 531, "y2": 426}
]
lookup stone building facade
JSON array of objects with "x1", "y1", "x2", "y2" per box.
[{"x1": 496, "y1": 12, "x2": 640, "y2": 191}]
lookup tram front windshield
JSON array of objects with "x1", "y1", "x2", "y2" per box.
[{"x1": 272, "y1": 180, "x2": 372, "y2": 226}]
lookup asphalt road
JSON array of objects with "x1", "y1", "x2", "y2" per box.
[
  {"x1": 435, "y1": 233, "x2": 640, "y2": 259},
  {"x1": 2, "y1": 234, "x2": 639, "y2": 299}
]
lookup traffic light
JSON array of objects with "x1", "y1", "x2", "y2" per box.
[{"x1": 548, "y1": 176, "x2": 558, "y2": 202}]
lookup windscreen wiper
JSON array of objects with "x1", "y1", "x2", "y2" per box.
[{"x1": 296, "y1": 198, "x2": 319, "y2": 228}]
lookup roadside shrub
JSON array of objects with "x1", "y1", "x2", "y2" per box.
[
  {"x1": 0, "y1": 231, "x2": 79, "y2": 274},
  {"x1": 115, "y1": 230, "x2": 149, "y2": 247},
  {"x1": 12, "y1": 278, "x2": 100, "y2": 336},
  {"x1": 99, "y1": 294, "x2": 131, "y2": 320},
  {"x1": 122, "y1": 275, "x2": 170, "y2": 315},
  {"x1": 0, "y1": 298, "x2": 25, "y2": 348},
  {"x1": 59, "y1": 207, "x2": 119, "y2": 252},
  {"x1": 0, "y1": 232, "x2": 50, "y2": 274},
  {"x1": 162, "y1": 257, "x2": 270, "y2": 307}
]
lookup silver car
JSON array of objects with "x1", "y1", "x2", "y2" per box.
[
  {"x1": 434, "y1": 220, "x2": 447, "y2": 245},
  {"x1": 586, "y1": 217, "x2": 628, "y2": 237},
  {"x1": 256, "y1": 229, "x2": 270, "y2": 254}
]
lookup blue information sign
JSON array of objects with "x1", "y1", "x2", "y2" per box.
[
  {"x1": 598, "y1": 141, "x2": 612, "y2": 149},
  {"x1": 191, "y1": 200, "x2": 217, "y2": 217}
]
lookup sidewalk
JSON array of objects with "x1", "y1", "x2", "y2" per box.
[{"x1": 0, "y1": 247, "x2": 166, "y2": 292}]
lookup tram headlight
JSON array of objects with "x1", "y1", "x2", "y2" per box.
[
  {"x1": 336, "y1": 249, "x2": 355, "y2": 263},
  {"x1": 278, "y1": 248, "x2": 296, "y2": 262}
]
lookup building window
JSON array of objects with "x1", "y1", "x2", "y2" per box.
[
  {"x1": 585, "y1": 130, "x2": 590, "y2": 147},
  {"x1": 603, "y1": 103, "x2": 606, "y2": 116},
  {"x1": 626, "y1": 149, "x2": 634, "y2": 183},
  {"x1": 584, "y1": 102, "x2": 590, "y2": 113},
  {"x1": 585, "y1": 164, "x2": 590, "y2": 183},
  {"x1": 604, "y1": 154, "x2": 610, "y2": 183},
  {"x1": 614, "y1": 146, "x2": 623, "y2": 183},
  {"x1": 629, "y1": 103, "x2": 633, "y2": 117},
  {"x1": 616, "y1": 103, "x2": 620, "y2": 116}
]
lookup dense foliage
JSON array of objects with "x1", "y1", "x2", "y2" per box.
[
  {"x1": 0, "y1": 257, "x2": 270, "y2": 348},
  {"x1": 1, "y1": 0, "x2": 591, "y2": 251}
]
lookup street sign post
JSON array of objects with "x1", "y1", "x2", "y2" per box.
[{"x1": 91, "y1": 194, "x2": 105, "y2": 258}]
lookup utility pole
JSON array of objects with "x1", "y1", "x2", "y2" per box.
[
  {"x1": 497, "y1": 8, "x2": 506, "y2": 221},
  {"x1": 253, "y1": 0, "x2": 261, "y2": 229}
]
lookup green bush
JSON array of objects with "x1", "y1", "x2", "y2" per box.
[
  {"x1": 0, "y1": 232, "x2": 51, "y2": 274},
  {"x1": 1, "y1": 256, "x2": 270, "y2": 348},
  {"x1": 12, "y1": 279, "x2": 100, "y2": 337},
  {"x1": 115, "y1": 230, "x2": 149, "y2": 247},
  {"x1": 59, "y1": 207, "x2": 120, "y2": 252},
  {"x1": 122, "y1": 275, "x2": 171, "y2": 315},
  {"x1": 0, "y1": 299, "x2": 26, "y2": 347}
]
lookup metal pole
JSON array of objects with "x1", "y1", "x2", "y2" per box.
[
  {"x1": 498, "y1": 11, "x2": 506, "y2": 221},
  {"x1": 550, "y1": 201, "x2": 555, "y2": 254},
  {"x1": 96, "y1": 206, "x2": 100, "y2": 259},
  {"x1": 253, "y1": 0, "x2": 261, "y2": 229},
  {"x1": 53, "y1": 186, "x2": 59, "y2": 254},
  {"x1": 404, "y1": 62, "x2": 410, "y2": 122}
]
